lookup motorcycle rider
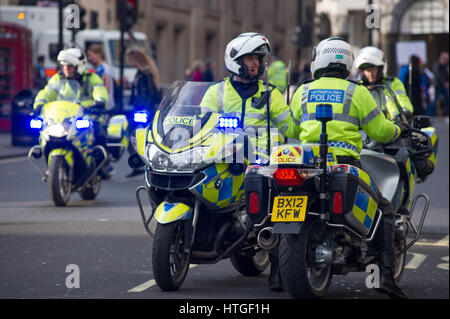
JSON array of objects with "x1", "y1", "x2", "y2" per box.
[
  {"x1": 33, "y1": 48, "x2": 113, "y2": 177},
  {"x1": 200, "y1": 32, "x2": 291, "y2": 291},
  {"x1": 355, "y1": 46, "x2": 414, "y2": 121},
  {"x1": 286, "y1": 37, "x2": 409, "y2": 299}
]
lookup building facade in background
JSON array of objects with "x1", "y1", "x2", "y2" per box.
[{"x1": 317, "y1": 0, "x2": 449, "y2": 75}]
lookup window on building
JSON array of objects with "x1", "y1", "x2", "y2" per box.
[{"x1": 400, "y1": 0, "x2": 449, "y2": 34}]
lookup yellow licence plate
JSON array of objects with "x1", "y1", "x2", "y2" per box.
[{"x1": 271, "y1": 196, "x2": 308, "y2": 222}]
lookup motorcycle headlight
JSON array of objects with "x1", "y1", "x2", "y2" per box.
[
  {"x1": 148, "y1": 144, "x2": 210, "y2": 172},
  {"x1": 46, "y1": 123, "x2": 68, "y2": 137}
]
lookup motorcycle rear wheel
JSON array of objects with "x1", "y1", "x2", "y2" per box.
[
  {"x1": 48, "y1": 156, "x2": 71, "y2": 207},
  {"x1": 394, "y1": 238, "x2": 406, "y2": 282},
  {"x1": 279, "y1": 219, "x2": 332, "y2": 299},
  {"x1": 230, "y1": 249, "x2": 270, "y2": 276},
  {"x1": 152, "y1": 220, "x2": 190, "y2": 291}
]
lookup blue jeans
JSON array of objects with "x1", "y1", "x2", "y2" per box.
[{"x1": 428, "y1": 87, "x2": 449, "y2": 116}]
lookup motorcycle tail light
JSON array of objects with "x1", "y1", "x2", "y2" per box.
[
  {"x1": 273, "y1": 168, "x2": 305, "y2": 186},
  {"x1": 333, "y1": 192, "x2": 343, "y2": 214},
  {"x1": 249, "y1": 192, "x2": 259, "y2": 214}
]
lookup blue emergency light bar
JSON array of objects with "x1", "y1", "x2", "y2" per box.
[
  {"x1": 218, "y1": 117, "x2": 239, "y2": 129},
  {"x1": 315, "y1": 104, "x2": 333, "y2": 122},
  {"x1": 133, "y1": 112, "x2": 149, "y2": 124},
  {"x1": 75, "y1": 119, "x2": 90, "y2": 129},
  {"x1": 30, "y1": 119, "x2": 43, "y2": 129}
]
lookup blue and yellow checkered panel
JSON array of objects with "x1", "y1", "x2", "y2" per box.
[
  {"x1": 195, "y1": 164, "x2": 245, "y2": 208},
  {"x1": 352, "y1": 187, "x2": 377, "y2": 231}
]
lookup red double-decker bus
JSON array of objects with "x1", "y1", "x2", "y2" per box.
[{"x1": 0, "y1": 22, "x2": 33, "y2": 131}]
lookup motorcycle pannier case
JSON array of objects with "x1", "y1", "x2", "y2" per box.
[
  {"x1": 244, "y1": 171, "x2": 270, "y2": 225},
  {"x1": 329, "y1": 165, "x2": 379, "y2": 236}
]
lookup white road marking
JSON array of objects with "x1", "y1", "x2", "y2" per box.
[
  {"x1": 414, "y1": 235, "x2": 449, "y2": 247},
  {"x1": 405, "y1": 252, "x2": 427, "y2": 269},
  {"x1": 0, "y1": 156, "x2": 27, "y2": 165},
  {"x1": 128, "y1": 264, "x2": 198, "y2": 293},
  {"x1": 437, "y1": 256, "x2": 449, "y2": 271}
]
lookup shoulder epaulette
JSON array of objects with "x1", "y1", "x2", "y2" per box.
[
  {"x1": 348, "y1": 79, "x2": 362, "y2": 85},
  {"x1": 385, "y1": 76, "x2": 396, "y2": 82},
  {"x1": 299, "y1": 78, "x2": 315, "y2": 86}
]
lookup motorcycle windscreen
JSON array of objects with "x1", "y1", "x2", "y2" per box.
[
  {"x1": 154, "y1": 81, "x2": 219, "y2": 152},
  {"x1": 43, "y1": 100, "x2": 82, "y2": 124}
]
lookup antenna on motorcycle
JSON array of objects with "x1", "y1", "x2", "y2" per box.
[
  {"x1": 315, "y1": 104, "x2": 333, "y2": 216},
  {"x1": 286, "y1": 59, "x2": 291, "y2": 104},
  {"x1": 264, "y1": 61, "x2": 272, "y2": 163}
]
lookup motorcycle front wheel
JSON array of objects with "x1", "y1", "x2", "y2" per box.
[
  {"x1": 279, "y1": 219, "x2": 332, "y2": 299},
  {"x1": 48, "y1": 156, "x2": 71, "y2": 207},
  {"x1": 152, "y1": 220, "x2": 190, "y2": 291}
]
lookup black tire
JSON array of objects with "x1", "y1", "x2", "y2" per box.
[
  {"x1": 279, "y1": 219, "x2": 332, "y2": 299},
  {"x1": 230, "y1": 249, "x2": 270, "y2": 276},
  {"x1": 79, "y1": 174, "x2": 101, "y2": 200},
  {"x1": 394, "y1": 238, "x2": 406, "y2": 282},
  {"x1": 152, "y1": 221, "x2": 190, "y2": 291},
  {"x1": 48, "y1": 156, "x2": 71, "y2": 207}
]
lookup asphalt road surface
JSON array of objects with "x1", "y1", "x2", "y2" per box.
[{"x1": 0, "y1": 119, "x2": 448, "y2": 302}]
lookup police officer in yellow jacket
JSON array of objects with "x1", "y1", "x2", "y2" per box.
[
  {"x1": 200, "y1": 32, "x2": 290, "y2": 164},
  {"x1": 34, "y1": 48, "x2": 114, "y2": 178},
  {"x1": 355, "y1": 46, "x2": 414, "y2": 121},
  {"x1": 200, "y1": 32, "x2": 290, "y2": 290},
  {"x1": 34, "y1": 47, "x2": 108, "y2": 112},
  {"x1": 287, "y1": 38, "x2": 408, "y2": 299}
]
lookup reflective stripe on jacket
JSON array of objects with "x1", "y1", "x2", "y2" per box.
[
  {"x1": 33, "y1": 71, "x2": 109, "y2": 110},
  {"x1": 366, "y1": 77, "x2": 414, "y2": 121},
  {"x1": 286, "y1": 77, "x2": 401, "y2": 159}
]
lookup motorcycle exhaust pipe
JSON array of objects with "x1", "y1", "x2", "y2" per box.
[{"x1": 257, "y1": 227, "x2": 279, "y2": 250}]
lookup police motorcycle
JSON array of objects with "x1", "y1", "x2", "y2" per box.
[
  {"x1": 28, "y1": 80, "x2": 128, "y2": 206},
  {"x1": 129, "y1": 81, "x2": 270, "y2": 291},
  {"x1": 244, "y1": 103, "x2": 434, "y2": 298}
]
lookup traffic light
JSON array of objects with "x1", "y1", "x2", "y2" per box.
[
  {"x1": 118, "y1": 0, "x2": 138, "y2": 31},
  {"x1": 79, "y1": 5, "x2": 86, "y2": 30}
]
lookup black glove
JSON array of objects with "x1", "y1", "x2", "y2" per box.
[{"x1": 397, "y1": 122, "x2": 410, "y2": 136}]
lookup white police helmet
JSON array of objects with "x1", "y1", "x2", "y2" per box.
[
  {"x1": 224, "y1": 32, "x2": 271, "y2": 79},
  {"x1": 310, "y1": 37, "x2": 353, "y2": 79},
  {"x1": 57, "y1": 47, "x2": 87, "y2": 75},
  {"x1": 355, "y1": 46, "x2": 386, "y2": 69}
]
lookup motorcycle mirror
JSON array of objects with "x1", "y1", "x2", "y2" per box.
[
  {"x1": 413, "y1": 115, "x2": 432, "y2": 129},
  {"x1": 128, "y1": 153, "x2": 145, "y2": 169}
]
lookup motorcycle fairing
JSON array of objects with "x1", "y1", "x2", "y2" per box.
[
  {"x1": 154, "y1": 202, "x2": 193, "y2": 224},
  {"x1": 135, "y1": 127, "x2": 148, "y2": 157},
  {"x1": 421, "y1": 126, "x2": 438, "y2": 166},
  {"x1": 191, "y1": 163, "x2": 245, "y2": 209},
  {"x1": 48, "y1": 149, "x2": 74, "y2": 168},
  {"x1": 43, "y1": 101, "x2": 81, "y2": 123},
  {"x1": 360, "y1": 149, "x2": 400, "y2": 203},
  {"x1": 401, "y1": 157, "x2": 416, "y2": 208}
]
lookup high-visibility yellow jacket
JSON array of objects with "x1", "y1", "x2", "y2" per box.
[
  {"x1": 33, "y1": 71, "x2": 109, "y2": 111},
  {"x1": 268, "y1": 60, "x2": 288, "y2": 94},
  {"x1": 286, "y1": 77, "x2": 401, "y2": 159},
  {"x1": 364, "y1": 76, "x2": 414, "y2": 121},
  {"x1": 200, "y1": 77, "x2": 290, "y2": 159}
]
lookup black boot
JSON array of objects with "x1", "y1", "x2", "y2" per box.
[
  {"x1": 377, "y1": 252, "x2": 408, "y2": 299},
  {"x1": 374, "y1": 199, "x2": 408, "y2": 299},
  {"x1": 269, "y1": 250, "x2": 283, "y2": 292}
]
